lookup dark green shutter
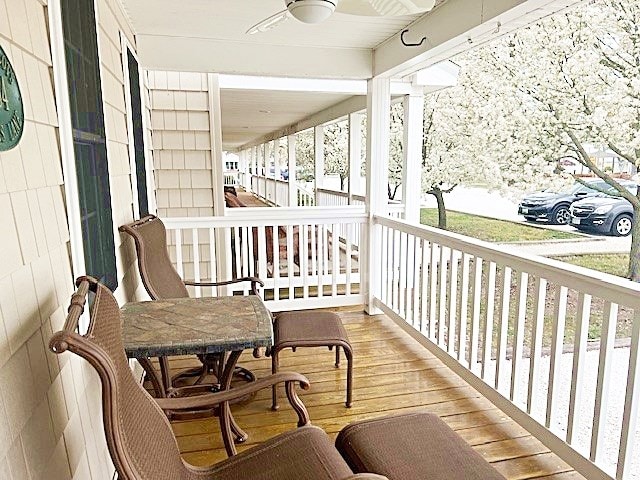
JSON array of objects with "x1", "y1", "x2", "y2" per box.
[{"x1": 61, "y1": 0, "x2": 117, "y2": 290}]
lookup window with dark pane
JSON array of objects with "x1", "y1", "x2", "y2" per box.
[
  {"x1": 127, "y1": 49, "x2": 149, "y2": 216},
  {"x1": 61, "y1": 0, "x2": 117, "y2": 290}
]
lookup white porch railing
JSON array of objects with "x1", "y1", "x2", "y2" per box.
[
  {"x1": 251, "y1": 174, "x2": 314, "y2": 207},
  {"x1": 373, "y1": 215, "x2": 640, "y2": 480},
  {"x1": 316, "y1": 187, "x2": 405, "y2": 219},
  {"x1": 161, "y1": 206, "x2": 365, "y2": 311},
  {"x1": 223, "y1": 171, "x2": 239, "y2": 186}
]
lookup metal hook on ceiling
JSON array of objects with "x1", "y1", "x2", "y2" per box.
[{"x1": 400, "y1": 29, "x2": 427, "y2": 48}]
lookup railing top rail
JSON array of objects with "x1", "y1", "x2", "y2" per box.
[
  {"x1": 316, "y1": 187, "x2": 349, "y2": 198},
  {"x1": 375, "y1": 215, "x2": 640, "y2": 308},
  {"x1": 162, "y1": 206, "x2": 367, "y2": 229}
]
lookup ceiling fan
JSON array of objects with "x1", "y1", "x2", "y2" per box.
[{"x1": 246, "y1": 0, "x2": 437, "y2": 35}]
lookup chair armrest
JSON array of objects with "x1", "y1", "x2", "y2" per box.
[
  {"x1": 183, "y1": 276, "x2": 264, "y2": 295},
  {"x1": 154, "y1": 372, "x2": 310, "y2": 427},
  {"x1": 344, "y1": 475, "x2": 389, "y2": 480}
]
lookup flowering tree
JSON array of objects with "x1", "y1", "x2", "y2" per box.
[
  {"x1": 468, "y1": 0, "x2": 640, "y2": 280},
  {"x1": 323, "y1": 120, "x2": 349, "y2": 190}
]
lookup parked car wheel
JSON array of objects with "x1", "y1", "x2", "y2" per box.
[
  {"x1": 551, "y1": 205, "x2": 571, "y2": 225},
  {"x1": 611, "y1": 214, "x2": 633, "y2": 237}
]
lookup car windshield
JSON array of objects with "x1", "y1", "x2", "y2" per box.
[{"x1": 604, "y1": 183, "x2": 638, "y2": 196}]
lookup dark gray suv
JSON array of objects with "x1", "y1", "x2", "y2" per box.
[
  {"x1": 569, "y1": 181, "x2": 638, "y2": 236},
  {"x1": 518, "y1": 180, "x2": 608, "y2": 225}
]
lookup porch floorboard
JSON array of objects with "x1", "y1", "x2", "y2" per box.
[{"x1": 163, "y1": 309, "x2": 583, "y2": 479}]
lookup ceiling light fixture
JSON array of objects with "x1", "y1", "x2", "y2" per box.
[{"x1": 285, "y1": 0, "x2": 337, "y2": 24}]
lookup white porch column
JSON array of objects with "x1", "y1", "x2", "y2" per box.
[
  {"x1": 242, "y1": 149, "x2": 251, "y2": 190},
  {"x1": 288, "y1": 134, "x2": 297, "y2": 207},
  {"x1": 364, "y1": 77, "x2": 391, "y2": 314},
  {"x1": 348, "y1": 112, "x2": 363, "y2": 204},
  {"x1": 401, "y1": 89, "x2": 424, "y2": 223},
  {"x1": 263, "y1": 142, "x2": 268, "y2": 199},
  {"x1": 314, "y1": 125, "x2": 324, "y2": 206},
  {"x1": 274, "y1": 138, "x2": 281, "y2": 206},
  {"x1": 207, "y1": 73, "x2": 229, "y2": 284}
]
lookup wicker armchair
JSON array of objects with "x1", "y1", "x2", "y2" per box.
[
  {"x1": 119, "y1": 215, "x2": 263, "y2": 395},
  {"x1": 49, "y1": 277, "x2": 383, "y2": 479}
]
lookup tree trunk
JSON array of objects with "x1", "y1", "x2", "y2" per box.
[
  {"x1": 428, "y1": 187, "x2": 447, "y2": 229},
  {"x1": 628, "y1": 204, "x2": 640, "y2": 281}
]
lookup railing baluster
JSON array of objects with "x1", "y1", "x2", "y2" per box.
[
  {"x1": 232, "y1": 226, "x2": 241, "y2": 289},
  {"x1": 469, "y1": 257, "x2": 483, "y2": 372},
  {"x1": 591, "y1": 301, "x2": 618, "y2": 463},
  {"x1": 257, "y1": 226, "x2": 268, "y2": 284},
  {"x1": 448, "y1": 249, "x2": 459, "y2": 355},
  {"x1": 567, "y1": 293, "x2": 591, "y2": 444},
  {"x1": 287, "y1": 225, "x2": 294, "y2": 301},
  {"x1": 311, "y1": 222, "x2": 317, "y2": 279},
  {"x1": 399, "y1": 231, "x2": 408, "y2": 318},
  {"x1": 457, "y1": 253, "x2": 470, "y2": 362},
  {"x1": 346, "y1": 223, "x2": 352, "y2": 297},
  {"x1": 428, "y1": 242, "x2": 438, "y2": 339},
  {"x1": 272, "y1": 224, "x2": 280, "y2": 301},
  {"x1": 332, "y1": 222, "x2": 339, "y2": 297},
  {"x1": 192, "y1": 228, "x2": 201, "y2": 297},
  {"x1": 616, "y1": 309, "x2": 640, "y2": 479},
  {"x1": 209, "y1": 228, "x2": 218, "y2": 296},
  {"x1": 301, "y1": 224, "x2": 309, "y2": 299},
  {"x1": 412, "y1": 236, "x2": 421, "y2": 329},
  {"x1": 420, "y1": 239, "x2": 430, "y2": 335},
  {"x1": 438, "y1": 245, "x2": 448, "y2": 347},
  {"x1": 317, "y1": 223, "x2": 324, "y2": 297},
  {"x1": 392, "y1": 229, "x2": 400, "y2": 312},
  {"x1": 527, "y1": 277, "x2": 547, "y2": 415},
  {"x1": 481, "y1": 262, "x2": 497, "y2": 381},
  {"x1": 382, "y1": 228, "x2": 394, "y2": 308},
  {"x1": 510, "y1": 271, "x2": 529, "y2": 403},
  {"x1": 247, "y1": 225, "x2": 256, "y2": 277},
  {"x1": 495, "y1": 266, "x2": 512, "y2": 391},
  {"x1": 175, "y1": 229, "x2": 184, "y2": 278},
  {"x1": 546, "y1": 285, "x2": 568, "y2": 429}
]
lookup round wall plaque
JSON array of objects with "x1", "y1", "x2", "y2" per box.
[{"x1": 0, "y1": 45, "x2": 24, "y2": 152}]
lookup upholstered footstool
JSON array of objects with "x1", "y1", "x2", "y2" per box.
[
  {"x1": 272, "y1": 311, "x2": 353, "y2": 410},
  {"x1": 336, "y1": 412, "x2": 506, "y2": 480}
]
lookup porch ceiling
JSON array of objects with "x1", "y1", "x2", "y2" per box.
[
  {"x1": 221, "y1": 89, "x2": 351, "y2": 150},
  {"x1": 123, "y1": 0, "x2": 434, "y2": 79}
]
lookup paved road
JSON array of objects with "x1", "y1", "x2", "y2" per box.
[{"x1": 422, "y1": 186, "x2": 631, "y2": 256}]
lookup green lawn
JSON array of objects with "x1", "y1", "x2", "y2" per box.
[
  {"x1": 420, "y1": 208, "x2": 581, "y2": 242},
  {"x1": 551, "y1": 253, "x2": 630, "y2": 278}
]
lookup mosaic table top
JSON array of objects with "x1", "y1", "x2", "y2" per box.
[{"x1": 121, "y1": 296, "x2": 273, "y2": 358}]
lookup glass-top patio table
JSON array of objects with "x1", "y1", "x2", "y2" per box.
[{"x1": 120, "y1": 295, "x2": 273, "y2": 455}]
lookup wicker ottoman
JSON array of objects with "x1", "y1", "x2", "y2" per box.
[
  {"x1": 336, "y1": 412, "x2": 505, "y2": 480},
  {"x1": 271, "y1": 311, "x2": 353, "y2": 409}
]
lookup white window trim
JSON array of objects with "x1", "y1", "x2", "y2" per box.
[
  {"x1": 48, "y1": 0, "x2": 121, "y2": 310},
  {"x1": 121, "y1": 34, "x2": 156, "y2": 219}
]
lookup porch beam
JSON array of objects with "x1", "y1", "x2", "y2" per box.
[
  {"x1": 364, "y1": 77, "x2": 391, "y2": 314},
  {"x1": 373, "y1": 0, "x2": 585, "y2": 78},
  {"x1": 348, "y1": 112, "x2": 363, "y2": 204},
  {"x1": 288, "y1": 135, "x2": 297, "y2": 207},
  {"x1": 137, "y1": 35, "x2": 372, "y2": 79},
  {"x1": 220, "y1": 74, "x2": 415, "y2": 95},
  {"x1": 401, "y1": 88, "x2": 425, "y2": 223},
  {"x1": 314, "y1": 126, "x2": 325, "y2": 205}
]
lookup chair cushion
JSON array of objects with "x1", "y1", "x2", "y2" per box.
[
  {"x1": 209, "y1": 426, "x2": 354, "y2": 480},
  {"x1": 274, "y1": 311, "x2": 349, "y2": 348},
  {"x1": 335, "y1": 412, "x2": 505, "y2": 480}
]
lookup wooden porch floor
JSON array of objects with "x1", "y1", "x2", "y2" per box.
[{"x1": 166, "y1": 308, "x2": 584, "y2": 479}]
